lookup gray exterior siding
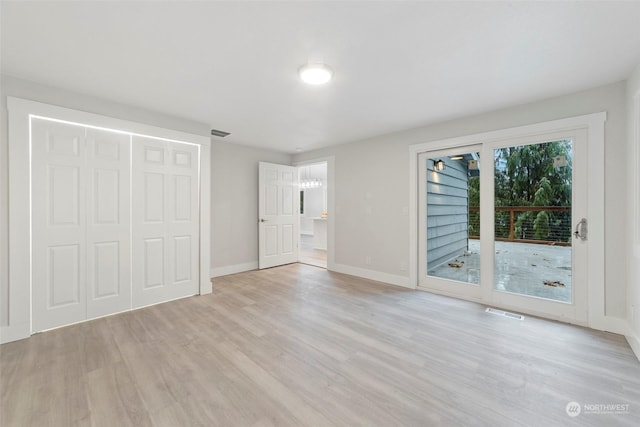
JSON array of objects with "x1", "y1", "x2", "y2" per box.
[{"x1": 426, "y1": 157, "x2": 469, "y2": 271}]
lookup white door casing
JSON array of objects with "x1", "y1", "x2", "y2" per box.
[
  {"x1": 132, "y1": 136, "x2": 200, "y2": 308},
  {"x1": 259, "y1": 162, "x2": 299, "y2": 269}
]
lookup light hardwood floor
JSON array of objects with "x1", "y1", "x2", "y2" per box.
[
  {"x1": 1, "y1": 263, "x2": 639, "y2": 426},
  {"x1": 299, "y1": 234, "x2": 327, "y2": 268}
]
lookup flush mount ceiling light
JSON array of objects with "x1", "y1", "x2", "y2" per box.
[{"x1": 298, "y1": 62, "x2": 333, "y2": 85}]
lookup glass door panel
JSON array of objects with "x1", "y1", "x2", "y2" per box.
[
  {"x1": 421, "y1": 150, "x2": 481, "y2": 286},
  {"x1": 493, "y1": 139, "x2": 573, "y2": 303}
]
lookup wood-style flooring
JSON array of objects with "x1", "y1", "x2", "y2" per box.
[
  {"x1": 299, "y1": 234, "x2": 327, "y2": 269},
  {"x1": 1, "y1": 263, "x2": 640, "y2": 426}
]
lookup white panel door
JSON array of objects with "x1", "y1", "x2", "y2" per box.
[
  {"x1": 258, "y1": 162, "x2": 299, "y2": 269},
  {"x1": 85, "y1": 128, "x2": 131, "y2": 318},
  {"x1": 32, "y1": 119, "x2": 88, "y2": 332},
  {"x1": 132, "y1": 136, "x2": 199, "y2": 307}
]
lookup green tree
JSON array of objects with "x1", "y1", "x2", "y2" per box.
[
  {"x1": 494, "y1": 140, "x2": 572, "y2": 242},
  {"x1": 468, "y1": 176, "x2": 480, "y2": 236}
]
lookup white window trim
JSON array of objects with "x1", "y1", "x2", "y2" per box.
[
  {"x1": 1, "y1": 97, "x2": 211, "y2": 344},
  {"x1": 408, "y1": 112, "x2": 611, "y2": 332}
]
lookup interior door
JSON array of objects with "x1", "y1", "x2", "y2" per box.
[
  {"x1": 258, "y1": 162, "x2": 299, "y2": 269},
  {"x1": 132, "y1": 136, "x2": 200, "y2": 308},
  {"x1": 32, "y1": 119, "x2": 88, "y2": 332}
]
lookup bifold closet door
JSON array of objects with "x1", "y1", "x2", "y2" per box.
[
  {"x1": 32, "y1": 119, "x2": 88, "y2": 332},
  {"x1": 132, "y1": 136, "x2": 199, "y2": 308},
  {"x1": 31, "y1": 120, "x2": 131, "y2": 332},
  {"x1": 85, "y1": 128, "x2": 131, "y2": 319}
]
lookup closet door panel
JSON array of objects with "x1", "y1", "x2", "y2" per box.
[
  {"x1": 86, "y1": 129, "x2": 131, "y2": 318},
  {"x1": 132, "y1": 137, "x2": 199, "y2": 308},
  {"x1": 32, "y1": 119, "x2": 87, "y2": 332},
  {"x1": 166, "y1": 143, "x2": 199, "y2": 298}
]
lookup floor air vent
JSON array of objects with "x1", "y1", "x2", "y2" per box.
[{"x1": 485, "y1": 307, "x2": 524, "y2": 320}]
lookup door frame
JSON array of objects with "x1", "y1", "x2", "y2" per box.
[
  {"x1": 2, "y1": 97, "x2": 211, "y2": 344},
  {"x1": 294, "y1": 156, "x2": 335, "y2": 271},
  {"x1": 409, "y1": 112, "x2": 609, "y2": 330}
]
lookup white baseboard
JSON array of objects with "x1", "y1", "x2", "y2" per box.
[
  {"x1": 625, "y1": 331, "x2": 640, "y2": 362},
  {"x1": 210, "y1": 261, "x2": 258, "y2": 278},
  {"x1": 625, "y1": 325, "x2": 640, "y2": 363},
  {"x1": 0, "y1": 322, "x2": 30, "y2": 344},
  {"x1": 331, "y1": 263, "x2": 414, "y2": 289},
  {"x1": 596, "y1": 316, "x2": 629, "y2": 335}
]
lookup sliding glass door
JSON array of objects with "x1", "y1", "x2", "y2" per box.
[{"x1": 418, "y1": 130, "x2": 588, "y2": 322}]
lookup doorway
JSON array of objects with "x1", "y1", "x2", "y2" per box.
[
  {"x1": 418, "y1": 131, "x2": 587, "y2": 321},
  {"x1": 411, "y1": 114, "x2": 606, "y2": 327},
  {"x1": 298, "y1": 162, "x2": 328, "y2": 268}
]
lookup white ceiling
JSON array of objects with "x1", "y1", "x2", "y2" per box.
[{"x1": 2, "y1": 1, "x2": 640, "y2": 153}]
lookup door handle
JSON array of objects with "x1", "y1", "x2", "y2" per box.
[
  {"x1": 259, "y1": 218, "x2": 267, "y2": 223},
  {"x1": 573, "y1": 218, "x2": 587, "y2": 241}
]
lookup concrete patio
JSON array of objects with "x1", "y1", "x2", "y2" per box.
[{"x1": 428, "y1": 240, "x2": 572, "y2": 302}]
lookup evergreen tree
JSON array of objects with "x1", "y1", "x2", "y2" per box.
[{"x1": 494, "y1": 140, "x2": 572, "y2": 242}]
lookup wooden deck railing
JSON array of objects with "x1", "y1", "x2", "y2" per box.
[{"x1": 468, "y1": 206, "x2": 572, "y2": 246}]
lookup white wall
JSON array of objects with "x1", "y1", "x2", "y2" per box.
[
  {"x1": 0, "y1": 74, "x2": 211, "y2": 329},
  {"x1": 210, "y1": 141, "x2": 291, "y2": 277},
  {"x1": 294, "y1": 81, "x2": 629, "y2": 320},
  {"x1": 626, "y1": 64, "x2": 640, "y2": 358}
]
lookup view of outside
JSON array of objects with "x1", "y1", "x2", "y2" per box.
[
  {"x1": 492, "y1": 140, "x2": 573, "y2": 302},
  {"x1": 427, "y1": 140, "x2": 573, "y2": 302}
]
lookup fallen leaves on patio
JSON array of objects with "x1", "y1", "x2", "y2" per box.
[
  {"x1": 448, "y1": 261, "x2": 464, "y2": 268},
  {"x1": 543, "y1": 280, "x2": 565, "y2": 287}
]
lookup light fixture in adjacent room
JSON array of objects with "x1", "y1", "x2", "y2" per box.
[
  {"x1": 299, "y1": 62, "x2": 333, "y2": 85},
  {"x1": 300, "y1": 178, "x2": 322, "y2": 189},
  {"x1": 433, "y1": 159, "x2": 445, "y2": 171}
]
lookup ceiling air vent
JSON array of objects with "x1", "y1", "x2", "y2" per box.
[{"x1": 211, "y1": 129, "x2": 231, "y2": 138}]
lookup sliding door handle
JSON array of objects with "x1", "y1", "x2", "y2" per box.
[{"x1": 573, "y1": 218, "x2": 587, "y2": 241}]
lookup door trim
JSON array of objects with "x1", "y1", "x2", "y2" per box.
[
  {"x1": 409, "y1": 112, "x2": 608, "y2": 330},
  {"x1": 2, "y1": 97, "x2": 211, "y2": 344}
]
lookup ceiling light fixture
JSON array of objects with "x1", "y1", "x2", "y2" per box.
[{"x1": 299, "y1": 62, "x2": 333, "y2": 85}]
